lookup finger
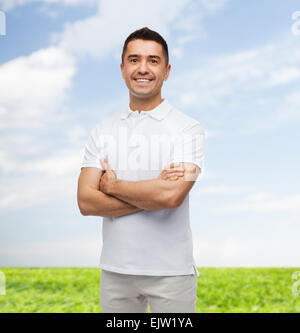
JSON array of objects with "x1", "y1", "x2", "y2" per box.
[
  {"x1": 160, "y1": 172, "x2": 176, "y2": 180},
  {"x1": 170, "y1": 162, "x2": 183, "y2": 169},
  {"x1": 163, "y1": 164, "x2": 174, "y2": 170},
  {"x1": 167, "y1": 174, "x2": 184, "y2": 179},
  {"x1": 165, "y1": 170, "x2": 184, "y2": 176},
  {"x1": 166, "y1": 168, "x2": 184, "y2": 173},
  {"x1": 164, "y1": 166, "x2": 184, "y2": 172},
  {"x1": 100, "y1": 158, "x2": 106, "y2": 170},
  {"x1": 100, "y1": 158, "x2": 110, "y2": 170},
  {"x1": 163, "y1": 174, "x2": 176, "y2": 181},
  {"x1": 166, "y1": 174, "x2": 183, "y2": 180},
  {"x1": 164, "y1": 163, "x2": 184, "y2": 171}
]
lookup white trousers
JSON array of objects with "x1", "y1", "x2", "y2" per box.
[{"x1": 100, "y1": 269, "x2": 198, "y2": 313}]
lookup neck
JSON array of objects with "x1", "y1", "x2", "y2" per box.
[{"x1": 129, "y1": 93, "x2": 164, "y2": 113}]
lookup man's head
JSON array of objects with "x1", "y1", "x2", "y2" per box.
[
  {"x1": 121, "y1": 27, "x2": 169, "y2": 67},
  {"x1": 120, "y1": 27, "x2": 171, "y2": 100}
]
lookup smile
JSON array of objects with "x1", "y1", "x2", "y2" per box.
[{"x1": 134, "y1": 78, "x2": 153, "y2": 85}]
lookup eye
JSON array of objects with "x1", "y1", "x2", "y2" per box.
[
  {"x1": 151, "y1": 59, "x2": 158, "y2": 63},
  {"x1": 130, "y1": 59, "x2": 138, "y2": 62}
]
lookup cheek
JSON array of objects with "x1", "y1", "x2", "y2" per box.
[
  {"x1": 155, "y1": 74, "x2": 165, "y2": 85},
  {"x1": 157, "y1": 70, "x2": 166, "y2": 80},
  {"x1": 125, "y1": 76, "x2": 133, "y2": 86}
]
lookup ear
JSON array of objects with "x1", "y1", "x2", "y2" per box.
[
  {"x1": 164, "y1": 64, "x2": 171, "y2": 81},
  {"x1": 120, "y1": 63, "x2": 125, "y2": 80}
]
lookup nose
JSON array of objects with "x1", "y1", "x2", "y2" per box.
[{"x1": 137, "y1": 59, "x2": 149, "y2": 74}]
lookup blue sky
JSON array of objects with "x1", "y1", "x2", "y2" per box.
[{"x1": 0, "y1": 0, "x2": 300, "y2": 267}]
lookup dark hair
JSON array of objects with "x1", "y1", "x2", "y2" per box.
[{"x1": 121, "y1": 27, "x2": 169, "y2": 67}]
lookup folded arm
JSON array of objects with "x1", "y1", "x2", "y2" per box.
[
  {"x1": 105, "y1": 162, "x2": 200, "y2": 211},
  {"x1": 77, "y1": 162, "x2": 198, "y2": 217},
  {"x1": 106, "y1": 178, "x2": 175, "y2": 211},
  {"x1": 77, "y1": 167, "x2": 143, "y2": 218}
]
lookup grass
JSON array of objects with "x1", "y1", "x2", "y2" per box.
[{"x1": 0, "y1": 267, "x2": 299, "y2": 313}]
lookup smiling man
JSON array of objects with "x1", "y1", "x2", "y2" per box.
[{"x1": 77, "y1": 27, "x2": 205, "y2": 313}]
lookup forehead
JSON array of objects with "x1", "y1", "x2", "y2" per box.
[{"x1": 125, "y1": 39, "x2": 163, "y2": 57}]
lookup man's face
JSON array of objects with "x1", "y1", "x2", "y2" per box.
[{"x1": 120, "y1": 39, "x2": 171, "y2": 99}]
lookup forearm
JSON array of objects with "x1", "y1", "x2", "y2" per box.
[
  {"x1": 80, "y1": 189, "x2": 143, "y2": 218},
  {"x1": 108, "y1": 179, "x2": 173, "y2": 211}
]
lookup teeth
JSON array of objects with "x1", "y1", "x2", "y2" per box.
[{"x1": 136, "y1": 79, "x2": 151, "y2": 82}]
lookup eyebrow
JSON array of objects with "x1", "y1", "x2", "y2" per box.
[{"x1": 127, "y1": 54, "x2": 161, "y2": 60}]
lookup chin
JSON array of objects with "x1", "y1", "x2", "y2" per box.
[{"x1": 131, "y1": 88, "x2": 153, "y2": 95}]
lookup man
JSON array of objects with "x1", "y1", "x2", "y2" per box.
[{"x1": 77, "y1": 27, "x2": 205, "y2": 313}]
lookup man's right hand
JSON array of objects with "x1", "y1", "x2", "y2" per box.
[{"x1": 157, "y1": 163, "x2": 185, "y2": 181}]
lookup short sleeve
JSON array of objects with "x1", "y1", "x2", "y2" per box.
[
  {"x1": 168, "y1": 122, "x2": 205, "y2": 172},
  {"x1": 81, "y1": 126, "x2": 106, "y2": 170}
]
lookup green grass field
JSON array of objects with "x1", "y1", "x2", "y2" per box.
[{"x1": 0, "y1": 267, "x2": 299, "y2": 313}]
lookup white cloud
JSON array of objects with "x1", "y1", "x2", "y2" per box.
[
  {"x1": 196, "y1": 185, "x2": 252, "y2": 195},
  {"x1": 266, "y1": 66, "x2": 300, "y2": 86},
  {"x1": 50, "y1": 0, "x2": 229, "y2": 61},
  {"x1": 170, "y1": 47, "x2": 184, "y2": 59},
  {"x1": 0, "y1": 171, "x2": 77, "y2": 210},
  {"x1": 66, "y1": 125, "x2": 88, "y2": 145},
  {"x1": 170, "y1": 48, "x2": 262, "y2": 108},
  {"x1": 51, "y1": 0, "x2": 192, "y2": 61},
  {"x1": 0, "y1": 134, "x2": 51, "y2": 158},
  {"x1": 274, "y1": 88, "x2": 300, "y2": 124},
  {"x1": 168, "y1": 35, "x2": 300, "y2": 133},
  {"x1": 286, "y1": 89, "x2": 300, "y2": 104},
  {"x1": 0, "y1": 145, "x2": 85, "y2": 210},
  {"x1": 245, "y1": 192, "x2": 276, "y2": 201},
  {"x1": 0, "y1": 46, "x2": 76, "y2": 129},
  {"x1": 0, "y1": 0, "x2": 97, "y2": 12},
  {"x1": 23, "y1": 148, "x2": 83, "y2": 176},
  {"x1": 198, "y1": 0, "x2": 228, "y2": 13},
  {"x1": 214, "y1": 192, "x2": 300, "y2": 214}
]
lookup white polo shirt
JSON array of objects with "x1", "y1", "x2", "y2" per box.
[{"x1": 81, "y1": 98, "x2": 205, "y2": 276}]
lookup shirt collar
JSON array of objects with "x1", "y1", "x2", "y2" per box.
[{"x1": 120, "y1": 98, "x2": 171, "y2": 121}]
